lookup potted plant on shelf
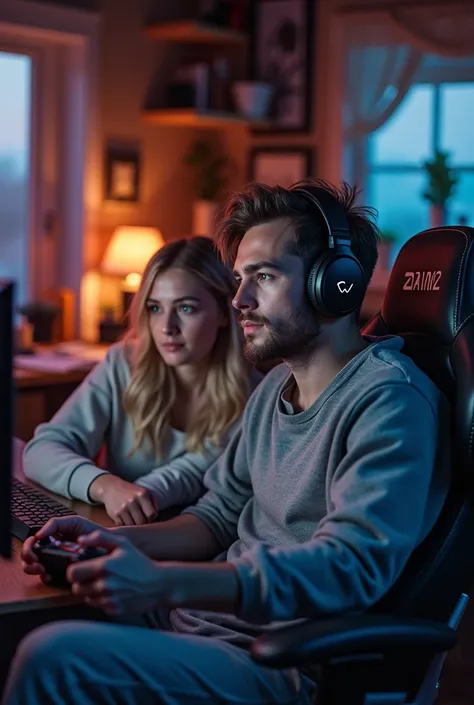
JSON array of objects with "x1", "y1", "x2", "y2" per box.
[
  {"x1": 184, "y1": 139, "x2": 227, "y2": 238},
  {"x1": 422, "y1": 149, "x2": 458, "y2": 228}
]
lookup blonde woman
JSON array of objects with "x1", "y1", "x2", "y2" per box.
[{"x1": 23, "y1": 236, "x2": 259, "y2": 525}]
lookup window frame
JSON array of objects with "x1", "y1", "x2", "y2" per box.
[
  {"x1": 368, "y1": 81, "x2": 474, "y2": 174},
  {"x1": 0, "y1": 40, "x2": 60, "y2": 304},
  {"x1": 365, "y1": 77, "x2": 474, "y2": 244},
  {"x1": 0, "y1": 0, "x2": 100, "y2": 335}
]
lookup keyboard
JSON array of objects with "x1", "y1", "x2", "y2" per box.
[{"x1": 11, "y1": 478, "x2": 77, "y2": 542}]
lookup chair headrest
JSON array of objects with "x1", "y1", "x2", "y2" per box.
[{"x1": 381, "y1": 226, "x2": 474, "y2": 341}]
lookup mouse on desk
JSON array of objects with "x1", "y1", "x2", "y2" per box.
[{"x1": 33, "y1": 536, "x2": 108, "y2": 590}]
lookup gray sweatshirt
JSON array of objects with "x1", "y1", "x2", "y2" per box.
[
  {"x1": 170, "y1": 336, "x2": 451, "y2": 646},
  {"x1": 23, "y1": 343, "x2": 250, "y2": 508}
]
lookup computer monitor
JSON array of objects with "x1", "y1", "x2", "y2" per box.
[{"x1": 0, "y1": 280, "x2": 14, "y2": 559}]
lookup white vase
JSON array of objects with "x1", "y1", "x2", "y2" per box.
[
  {"x1": 192, "y1": 200, "x2": 219, "y2": 238},
  {"x1": 232, "y1": 81, "x2": 273, "y2": 120}
]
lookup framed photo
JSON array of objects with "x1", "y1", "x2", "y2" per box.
[
  {"x1": 250, "y1": 0, "x2": 314, "y2": 133},
  {"x1": 104, "y1": 144, "x2": 140, "y2": 202},
  {"x1": 249, "y1": 147, "x2": 314, "y2": 187}
]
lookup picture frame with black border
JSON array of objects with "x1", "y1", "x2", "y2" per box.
[
  {"x1": 104, "y1": 145, "x2": 140, "y2": 203},
  {"x1": 249, "y1": 146, "x2": 314, "y2": 187},
  {"x1": 250, "y1": 0, "x2": 315, "y2": 134}
]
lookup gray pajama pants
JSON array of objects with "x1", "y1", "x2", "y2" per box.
[{"x1": 1, "y1": 617, "x2": 316, "y2": 705}]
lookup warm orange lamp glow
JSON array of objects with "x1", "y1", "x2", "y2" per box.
[
  {"x1": 102, "y1": 226, "x2": 165, "y2": 282},
  {"x1": 101, "y1": 226, "x2": 165, "y2": 315}
]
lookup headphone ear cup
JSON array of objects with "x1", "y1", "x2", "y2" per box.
[
  {"x1": 307, "y1": 253, "x2": 366, "y2": 318},
  {"x1": 307, "y1": 253, "x2": 330, "y2": 314}
]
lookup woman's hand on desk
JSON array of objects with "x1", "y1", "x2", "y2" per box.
[
  {"x1": 89, "y1": 475, "x2": 157, "y2": 526},
  {"x1": 21, "y1": 515, "x2": 102, "y2": 580}
]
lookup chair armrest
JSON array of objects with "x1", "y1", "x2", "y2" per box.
[{"x1": 250, "y1": 615, "x2": 456, "y2": 669}]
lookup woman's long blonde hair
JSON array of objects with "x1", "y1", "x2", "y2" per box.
[{"x1": 122, "y1": 236, "x2": 251, "y2": 457}]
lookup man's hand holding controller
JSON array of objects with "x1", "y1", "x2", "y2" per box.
[
  {"x1": 20, "y1": 516, "x2": 175, "y2": 616},
  {"x1": 21, "y1": 513, "x2": 240, "y2": 618},
  {"x1": 22, "y1": 516, "x2": 109, "y2": 587}
]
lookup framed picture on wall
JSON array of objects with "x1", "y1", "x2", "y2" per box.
[
  {"x1": 250, "y1": 0, "x2": 314, "y2": 133},
  {"x1": 249, "y1": 147, "x2": 314, "y2": 187},
  {"x1": 104, "y1": 143, "x2": 140, "y2": 202}
]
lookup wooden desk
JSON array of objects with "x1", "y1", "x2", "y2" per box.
[
  {"x1": 14, "y1": 364, "x2": 94, "y2": 442},
  {"x1": 0, "y1": 444, "x2": 112, "y2": 616},
  {"x1": 2, "y1": 453, "x2": 474, "y2": 704}
]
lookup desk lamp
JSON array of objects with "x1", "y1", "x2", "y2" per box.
[{"x1": 101, "y1": 226, "x2": 165, "y2": 318}]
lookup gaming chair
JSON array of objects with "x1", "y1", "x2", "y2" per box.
[{"x1": 250, "y1": 226, "x2": 474, "y2": 705}]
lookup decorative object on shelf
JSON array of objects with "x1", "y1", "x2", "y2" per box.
[
  {"x1": 104, "y1": 142, "x2": 141, "y2": 202},
  {"x1": 212, "y1": 57, "x2": 231, "y2": 112},
  {"x1": 99, "y1": 308, "x2": 127, "y2": 344},
  {"x1": 232, "y1": 80, "x2": 272, "y2": 120},
  {"x1": 101, "y1": 226, "x2": 165, "y2": 318},
  {"x1": 249, "y1": 147, "x2": 313, "y2": 187},
  {"x1": 39, "y1": 288, "x2": 75, "y2": 342},
  {"x1": 422, "y1": 149, "x2": 458, "y2": 228},
  {"x1": 17, "y1": 301, "x2": 61, "y2": 344},
  {"x1": 167, "y1": 61, "x2": 211, "y2": 111},
  {"x1": 15, "y1": 317, "x2": 34, "y2": 353},
  {"x1": 199, "y1": 0, "x2": 249, "y2": 31},
  {"x1": 378, "y1": 230, "x2": 398, "y2": 271},
  {"x1": 167, "y1": 57, "x2": 233, "y2": 114},
  {"x1": 250, "y1": 0, "x2": 313, "y2": 133},
  {"x1": 184, "y1": 139, "x2": 228, "y2": 237}
]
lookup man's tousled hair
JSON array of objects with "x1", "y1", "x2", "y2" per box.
[{"x1": 215, "y1": 178, "x2": 381, "y2": 287}]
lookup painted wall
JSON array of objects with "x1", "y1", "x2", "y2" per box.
[
  {"x1": 31, "y1": 0, "x2": 324, "y2": 264},
  {"x1": 20, "y1": 0, "x2": 456, "y2": 335},
  {"x1": 24, "y1": 0, "x2": 399, "y2": 264}
]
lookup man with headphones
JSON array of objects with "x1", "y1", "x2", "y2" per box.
[{"x1": 4, "y1": 180, "x2": 450, "y2": 705}]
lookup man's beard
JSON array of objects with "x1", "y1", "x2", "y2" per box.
[{"x1": 240, "y1": 305, "x2": 322, "y2": 363}]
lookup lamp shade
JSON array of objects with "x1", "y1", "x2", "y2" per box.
[{"x1": 101, "y1": 226, "x2": 165, "y2": 277}]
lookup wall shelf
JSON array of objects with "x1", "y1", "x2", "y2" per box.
[
  {"x1": 145, "y1": 21, "x2": 247, "y2": 45},
  {"x1": 142, "y1": 108, "x2": 269, "y2": 130}
]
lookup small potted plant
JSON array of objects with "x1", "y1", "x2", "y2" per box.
[
  {"x1": 422, "y1": 149, "x2": 458, "y2": 228},
  {"x1": 378, "y1": 229, "x2": 397, "y2": 270},
  {"x1": 18, "y1": 301, "x2": 61, "y2": 344},
  {"x1": 184, "y1": 139, "x2": 227, "y2": 238}
]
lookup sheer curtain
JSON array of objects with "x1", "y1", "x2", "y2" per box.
[
  {"x1": 336, "y1": 2, "x2": 474, "y2": 186},
  {"x1": 344, "y1": 33, "x2": 422, "y2": 140}
]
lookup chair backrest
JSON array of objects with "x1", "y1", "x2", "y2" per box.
[{"x1": 363, "y1": 226, "x2": 474, "y2": 622}]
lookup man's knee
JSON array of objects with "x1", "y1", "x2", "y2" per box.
[{"x1": 13, "y1": 621, "x2": 82, "y2": 674}]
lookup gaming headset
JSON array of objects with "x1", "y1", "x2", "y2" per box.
[{"x1": 289, "y1": 184, "x2": 366, "y2": 318}]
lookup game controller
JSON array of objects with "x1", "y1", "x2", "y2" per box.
[{"x1": 32, "y1": 535, "x2": 108, "y2": 589}]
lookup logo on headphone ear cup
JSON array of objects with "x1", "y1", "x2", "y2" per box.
[
  {"x1": 289, "y1": 184, "x2": 367, "y2": 317},
  {"x1": 307, "y1": 252, "x2": 366, "y2": 317}
]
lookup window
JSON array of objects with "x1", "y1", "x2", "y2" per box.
[
  {"x1": 0, "y1": 0, "x2": 99, "y2": 337},
  {"x1": 367, "y1": 82, "x2": 474, "y2": 258},
  {"x1": 0, "y1": 52, "x2": 32, "y2": 306}
]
